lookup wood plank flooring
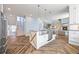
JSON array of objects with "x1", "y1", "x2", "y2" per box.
[
  {"x1": 6, "y1": 35, "x2": 36, "y2": 54},
  {"x1": 32, "y1": 35, "x2": 79, "y2": 54},
  {"x1": 6, "y1": 35, "x2": 79, "y2": 54}
]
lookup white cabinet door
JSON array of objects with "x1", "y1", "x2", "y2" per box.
[
  {"x1": 69, "y1": 5, "x2": 79, "y2": 46},
  {"x1": 69, "y1": 31, "x2": 79, "y2": 45},
  {"x1": 69, "y1": 5, "x2": 79, "y2": 24},
  {"x1": 38, "y1": 34, "x2": 48, "y2": 43}
]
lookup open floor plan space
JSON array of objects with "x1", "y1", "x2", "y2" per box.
[{"x1": 0, "y1": 4, "x2": 79, "y2": 54}]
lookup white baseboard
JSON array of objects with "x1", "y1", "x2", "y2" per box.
[{"x1": 69, "y1": 40, "x2": 79, "y2": 46}]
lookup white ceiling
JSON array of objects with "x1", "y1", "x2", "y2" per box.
[{"x1": 3, "y1": 4, "x2": 69, "y2": 18}]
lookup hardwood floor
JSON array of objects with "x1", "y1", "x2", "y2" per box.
[
  {"x1": 6, "y1": 35, "x2": 79, "y2": 54},
  {"x1": 6, "y1": 35, "x2": 36, "y2": 54},
  {"x1": 32, "y1": 35, "x2": 79, "y2": 54}
]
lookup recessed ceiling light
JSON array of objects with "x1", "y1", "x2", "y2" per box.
[
  {"x1": 37, "y1": 5, "x2": 40, "y2": 8},
  {"x1": 30, "y1": 14, "x2": 32, "y2": 16},
  {"x1": 10, "y1": 14, "x2": 12, "y2": 16},
  {"x1": 44, "y1": 9, "x2": 47, "y2": 11},
  {"x1": 29, "y1": 14, "x2": 32, "y2": 17},
  {"x1": 8, "y1": 8, "x2": 11, "y2": 11}
]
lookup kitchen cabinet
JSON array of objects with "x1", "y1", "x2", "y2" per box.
[
  {"x1": 30, "y1": 30, "x2": 56, "y2": 49},
  {"x1": 69, "y1": 5, "x2": 79, "y2": 46}
]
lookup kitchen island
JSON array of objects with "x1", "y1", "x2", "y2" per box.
[{"x1": 30, "y1": 30, "x2": 56, "y2": 49}]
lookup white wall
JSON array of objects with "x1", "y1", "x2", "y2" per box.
[{"x1": 7, "y1": 15, "x2": 17, "y2": 25}]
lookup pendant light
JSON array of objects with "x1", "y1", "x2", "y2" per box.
[{"x1": 37, "y1": 4, "x2": 40, "y2": 17}]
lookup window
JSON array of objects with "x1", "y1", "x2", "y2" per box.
[
  {"x1": 17, "y1": 16, "x2": 25, "y2": 32},
  {"x1": 7, "y1": 25, "x2": 16, "y2": 36}
]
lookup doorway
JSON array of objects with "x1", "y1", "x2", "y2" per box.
[{"x1": 16, "y1": 16, "x2": 25, "y2": 36}]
